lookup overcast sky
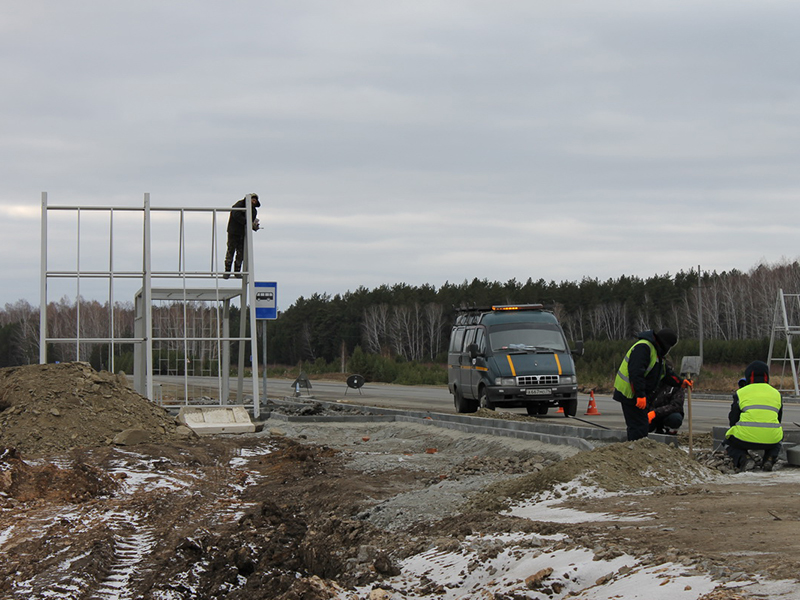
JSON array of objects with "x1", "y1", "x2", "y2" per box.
[{"x1": 3, "y1": 1, "x2": 800, "y2": 311}]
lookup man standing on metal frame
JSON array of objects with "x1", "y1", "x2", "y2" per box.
[{"x1": 224, "y1": 193, "x2": 260, "y2": 279}]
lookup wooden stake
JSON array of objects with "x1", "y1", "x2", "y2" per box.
[{"x1": 687, "y1": 382, "x2": 693, "y2": 459}]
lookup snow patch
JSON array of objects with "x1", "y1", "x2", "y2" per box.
[
  {"x1": 108, "y1": 450, "x2": 198, "y2": 494},
  {"x1": 229, "y1": 443, "x2": 275, "y2": 469},
  {"x1": 347, "y1": 532, "x2": 718, "y2": 600},
  {"x1": 0, "y1": 524, "x2": 14, "y2": 549},
  {"x1": 506, "y1": 481, "x2": 654, "y2": 523}
]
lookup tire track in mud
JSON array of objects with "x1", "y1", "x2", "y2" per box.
[
  {"x1": 88, "y1": 442, "x2": 274, "y2": 598},
  {"x1": 90, "y1": 444, "x2": 252, "y2": 598},
  {"x1": 91, "y1": 510, "x2": 157, "y2": 600},
  {"x1": 212, "y1": 443, "x2": 275, "y2": 523},
  {"x1": 3, "y1": 445, "x2": 247, "y2": 599},
  {"x1": 2, "y1": 440, "x2": 284, "y2": 599},
  {"x1": 2, "y1": 506, "x2": 159, "y2": 600}
]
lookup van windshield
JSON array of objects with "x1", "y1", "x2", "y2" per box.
[{"x1": 489, "y1": 325, "x2": 567, "y2": 353}]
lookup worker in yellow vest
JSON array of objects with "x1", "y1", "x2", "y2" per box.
[
  {"x1": 726, "y1": 361, "x2": 783, "y2": 472},
  {"x1": 613, "y1": 328, "x2": 692, "y2": 441}
]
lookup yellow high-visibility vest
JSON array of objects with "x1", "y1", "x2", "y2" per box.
[
  {"x1": 614, "y1": 339, "x2": 658, "y2": 399},
  {"x1": 726, "y1": 383, "x2": 783, "y2": 445}
]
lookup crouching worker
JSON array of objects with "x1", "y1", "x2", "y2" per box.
[
  {"x1": 725, "y1": 361, "x2": 783, "y2": 472},
  {"x1": 647, "y1": 380, "x2": 685, "y2": 435}
]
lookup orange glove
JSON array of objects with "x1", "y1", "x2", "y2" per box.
[
  {"x1": 647, "y1": 410, "x2": 656, "y2": 423},
  {"x1": 681, "y1": 379, "x2": 693, "y2": 389},
  {"x1": 635, "y1": 397, "x2": 647, "y2": 410}
]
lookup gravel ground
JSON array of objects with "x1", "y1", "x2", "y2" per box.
[{"x1": 260, "y1": 418, "x2": 580, "y2": 532}]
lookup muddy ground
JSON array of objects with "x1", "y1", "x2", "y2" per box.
[{"x1": 1, "y1": 363, "x2": 800, "y2": 599}]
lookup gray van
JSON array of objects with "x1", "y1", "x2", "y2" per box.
[{"x1": 447, "y1": 304, "x2": 582, "y2": 416}]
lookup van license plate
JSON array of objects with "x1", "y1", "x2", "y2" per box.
[{"x1": 526, "y1": 389, "x2": 551, "y2": 395}]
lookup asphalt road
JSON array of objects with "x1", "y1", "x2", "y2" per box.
[
  {"x1": 272, "y1": 378, "x2": 731, "y2": 433},
  {"x1": 155, "y1": 374, "x2": 800, "y2": 435}
]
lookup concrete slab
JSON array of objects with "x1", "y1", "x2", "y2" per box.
[
  {"x1": 786, "y1": 445, "x2": 800, "y2": 466},
  {"x1": 177, "y1": 406, "x2": 256, "y2": 435}
]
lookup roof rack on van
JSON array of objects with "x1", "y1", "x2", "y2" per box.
[{"x1": 454, "y1": 304, "x2": 544, "y2": 313}]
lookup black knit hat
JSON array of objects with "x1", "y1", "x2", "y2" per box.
[
  {"x1": 744, "y1": 360, "x2": 769, "y2": 384},
  {"x1": 655, "y1": 328, "x2": 678, "y2": 350}
]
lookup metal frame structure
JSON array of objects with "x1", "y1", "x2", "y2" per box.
[
  {"x1": 133, "y1": 287, "x2": 243, "y2": 407},
  {"x1": 767, "y1": 288, "x2": 800, "y2": 397},
  {"x1": 39, "y1": 192, "x2": 262, "y2": 417}
]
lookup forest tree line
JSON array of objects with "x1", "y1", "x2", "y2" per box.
[
  {"x1": 2, "y1": 261, "x2": 800, "y2": 372},
  {"x1": 268, "y1": 262, "x2": 800, "y2": 367}
]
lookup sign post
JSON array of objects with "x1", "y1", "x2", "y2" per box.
[
  {"x1": 680, "y1": 356, "x2": 703, "y2": 458},
  {"x1": 255, "y1": 282, "x2": 278, "y2": 404}
]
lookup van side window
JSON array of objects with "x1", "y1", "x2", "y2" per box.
[
  {"x1": 474, "y1": 328, "x2": 485, "y2": 353},
  {"x1": 463, "y1": 327, "x2": 476, "y2": 350},
  {"x1": 450, "y1": 328, "x2": 465, "y2": 352}
]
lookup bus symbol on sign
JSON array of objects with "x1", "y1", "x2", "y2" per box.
[{"x1": 256, "y1": 291, "x2": 274, "y2": 302}]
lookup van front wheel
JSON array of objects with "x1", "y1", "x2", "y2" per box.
[
  {"x1": 453, "y1": 388, "x2": 478, "y2": 414},
  {"x1": 479, "y1": 388, "x2": 495, "y2": 411},
  {"x1": 560, "y1": 398, "x2": 578, "y2": 417}
]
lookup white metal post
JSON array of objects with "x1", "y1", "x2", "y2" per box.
[
  {"x1": 39, "y1": 192, "x2": 48, "y2": 364},
  {"x1": 245, "y1": 194, "x2": 260, "y2": 418},
  {"x1": 179, "y1": 209, "x2": 189, "y2": 403},
  {"x1": 143, "y1": 194, "x2": 154, "y2": 401},
  {"x1": 108, "y1": 209, "x2": 115, "y2": 372},
  {"x1": 213, "y1": 209, "x2": 224, "y2": 404},
  {"x1": 134, "y1": 292, "x2": 144, "y2": 394},
  {"x1": 76, "y1": 208, "x2": 81, "y2": 360},
  {"x1": 222, "y1": 300, "x2": 230, "y2": 404},
  {"x1": 237, "y1": 287, "x2": 246, "y2": 404}
]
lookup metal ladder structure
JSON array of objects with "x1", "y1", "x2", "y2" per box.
[
  {"x1": 767, "y1": 288, "x2": 800, "y2": 398},
  {"x1": 39, "y1": 192, "x2": 262, "y2": 417}
]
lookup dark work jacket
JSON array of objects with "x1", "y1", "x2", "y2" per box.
[
  {"x1": 227, "y1": 198, "x2": 257, "y2": 237},
  {"x1": 652, "y1": 385, "x2": 685, "y2": 419},
  {"x1": 613, "y1": 330, "x2": 682, "y2": 405}
]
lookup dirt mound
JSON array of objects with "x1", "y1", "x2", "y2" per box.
[
  {"x1": 0, "y1": 447, "x2": 118, "y2": 504},
  {"x1": 472, "y1": 437, "x2": 719, "y2": 511},
  {"x1": 0, "y1": 362, "x2": 183, "y2": 457}
]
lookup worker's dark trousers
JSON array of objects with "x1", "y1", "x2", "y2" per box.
[
  {"x1": 726, "y1": 436, "x2": 781, "y2": 467},
  {"x1": 649, "y1": 412, "x2": 683, "y2": 433},
  {"x1": 619, "y1": 401, "x2": 650, "y2": 441},
  {"x1": 225, "y1": 235, "x2": 245, "y2": 272}
]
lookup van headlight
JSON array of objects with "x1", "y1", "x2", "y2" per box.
[
  {"x1": 495, "y1": 377, "x2": 516, "y2": 386},
  {"x1": 561, "y1": 375, "x2": 576, "y2": 384}
]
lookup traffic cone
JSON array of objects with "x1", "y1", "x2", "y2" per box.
[
  {"x1": 557, "y1": 405, "x2": 564, "y2": 413},
  {"x1": 585, "y1": 390, "x2": 601, "y2": 416}
]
